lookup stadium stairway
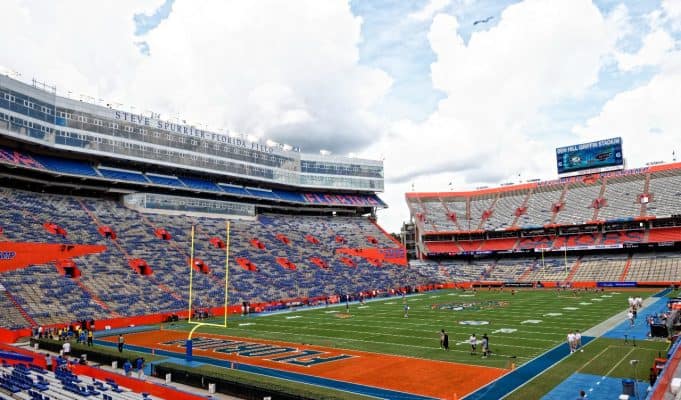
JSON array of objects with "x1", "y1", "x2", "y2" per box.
[
  {"x1": 564, "y1": 257, "x2": 583, "y2": 283},
  {"x1": 2, "y1": 290, "x2": 37, "y2": 328},
  {"x1": 618, "y1": 256, "x2": 633, "y2": 281}
]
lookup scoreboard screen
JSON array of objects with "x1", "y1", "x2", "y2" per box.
[{"x1": 556, "y1": 137, "x2": 624, "y2": 176}]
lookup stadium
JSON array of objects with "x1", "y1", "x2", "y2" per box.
[{"x1": 0, "y1": 67, "x2": 680, "y2": 400}]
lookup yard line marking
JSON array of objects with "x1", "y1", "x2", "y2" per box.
[
  {"x1": 604, "y1": 347, "x2": 636, "y2": 377},
  {"x1": 225, "y1": 325, "x2": 541, "y2": 357},
  {"x1": 576, "y1": 345, "x2": 612, "y2": 373}
]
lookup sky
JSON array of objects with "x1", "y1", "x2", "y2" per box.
[{"x1": 1, "y1": 0, "x2": 680, "y2": 233}]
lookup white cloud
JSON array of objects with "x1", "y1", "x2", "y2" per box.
[
  {"x1": 371, "y1": 0, "x2": 622, "y2": 231},
  {"x1": 616, "y1": 29, "x2": 675, "y2": 71},
  {"x1": 0, "y1": 0, "x2": 161, "y2": 96},
  {"x1": 0, "y1": 0, "x2": 392, "y2": 153},
  {"x1": 573, "y1": 49, "x2": 681, "y2": 167},
  {"x1": 409, "y1": 0, "x2": 452, "y2": 22},
  {"x1": 663, "y1": 0, "x2": 681, "y2": 31}
]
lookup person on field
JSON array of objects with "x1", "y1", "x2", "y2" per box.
[
  {"x1": 481, "y1": 334, "x2": 489, "y2": 357},
  {"x1": 439, "y1": 329, "x2": 445, "y2": 349},
  {"x1": 470, "y1": 333, "x2": 477, "y2": 355},
  {"x1": 443, "y1": 331, "x2": 449, "y2": 350},
  {"x1": 567, "y1": 331, "x2": 575, "y2": 353}
]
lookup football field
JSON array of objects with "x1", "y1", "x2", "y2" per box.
[
  {"x1": 95, "y1": 287, "x2": 670, "y2": 399},
  {"x1": 173, "y1": 288, "x2": 656, "y2": 368}
]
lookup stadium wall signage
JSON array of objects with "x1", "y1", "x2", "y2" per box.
[
  {"x1": 0, "y1": 251, "x2": 16, "y2": 260},
  {"x1": 597, "y1": 282, "x2": 637, "y2": 287},
  {"x1": 114, "y1": 111, "x2": 300, "y2": 153},
  {"x1": 163, "y1": 337, "x2": 354, "y2": 367}
]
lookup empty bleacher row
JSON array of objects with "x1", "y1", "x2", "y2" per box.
[
  {"x1": 0, "y1": 146, "x2": 385, "y2": 208},
  {"x1": 410, "y1": 252, "x2": 681, "y2": 284},
  {"x1": 0, "y1": 188, "x2": 415, "y2": 329},
  {"x1": 408, "y1": 166, "x2": 681, "y2": 233},
  {"x1": 0, "y1": 362, "x2": 157, "y2": 400}
]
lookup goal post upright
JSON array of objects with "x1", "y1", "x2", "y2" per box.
[{"x1": 185, "y1": 221, "x2": 231, "y2": 361}]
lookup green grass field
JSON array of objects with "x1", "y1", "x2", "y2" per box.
[{"x1": 170, "y1": 288, "x2": 661, "y2": 370}]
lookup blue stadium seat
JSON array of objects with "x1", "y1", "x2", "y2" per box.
[
  {"x1": 180, "y1": 177, "x2": 221, "y2": 192},
  {"x1": 32, "y1": 155, "x2": 98, "y2": 176},
  {"x1": 98, "y1": 167, "x2": 149, "y2": 183}
]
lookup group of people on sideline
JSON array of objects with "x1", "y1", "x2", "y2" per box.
[
  {"x1": 438, "y1": 331, "x2": 490, "y2": 357},
  {"x1": 33, "y1": 319, "x2": 96, "y2": 347}
]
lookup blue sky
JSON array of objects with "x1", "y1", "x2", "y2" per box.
[
  {"x1": 346, "y1": 0, "x2": 665, "y2": 138},
  {"x1": 2, "y1": 0, "x2": 679, "y2": 231},
  {"x1": 127, "y1": 0, "x2": 675, "y2": 149}
]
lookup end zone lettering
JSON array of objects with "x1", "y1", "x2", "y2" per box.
[{"x1": 163, "y1": 337, "x2": 354, "y2": 367}]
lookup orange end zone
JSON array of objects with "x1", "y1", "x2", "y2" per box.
[{"x1": 103, "y1": 330, "x2": 508, "y2": 399}]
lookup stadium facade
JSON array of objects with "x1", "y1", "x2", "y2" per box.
[{"x1": 0, "y1": 74, "x2": 383, "y2": 193}]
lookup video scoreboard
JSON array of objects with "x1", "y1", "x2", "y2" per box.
[{"x1": 556, "y1": 137, "x2": 624, "y2": 177}]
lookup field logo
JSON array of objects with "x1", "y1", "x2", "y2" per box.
[
  {"x1": 492, "y1": 328, "x2": 517, "y2": 334},
  {"x1": 459, "y1": 320, "x2": 490, "y2": 326},
  {"x1": 432, "y1": 300, "x2": 509, "y2": 312}
]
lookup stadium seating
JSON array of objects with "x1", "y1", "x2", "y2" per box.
[
  {"x1": 569, "y1": 254, "x2": 628, "y2": 282},
  {"x1": 554, "y1": 181, "x2": 602, "y2": 225},
  {"x1": 31, "y1": 155, "x2": 99, "y2": 177},
  {"x1": 145, "y1": 173, "x2": 185, "y2": 188},
  {"x1": 97, "y1": 168, "x2": 149, "y2": 184},
  {"x1": 518, "y1": 186, "x2": 563, "y2": 228},
  {"x1": 598, "y1": 175, "x2": 644, "y2": 221},
  {"x1": 179, "y1": 177, "x2": 222, "y2": 192},
  {"x1": 482, "y1": 191, "x2": 527, "y2": 231},
  {"x1": 0, "y1": 188, "x2": 411, "y2": 328},
  {"x1": 519, "y1": 256, "x2": 577, "y2": 282},
  {"x1": 405, "y1": 168, "x2": 681, "y2": 233},
  {"x1": 469, "y1": 196, "x2": 495, "y2": 230},
  {"x1": 422, "y1": 200, "x2": 457, "y2": 232},
  {"x1": 625, "y1": 252, "x2": 681, "y2": 282},
  {"x1": 0, "y1": 362, "x2": 160, "y2": 399},
  {"x1": 647, "y1": 169, "x2": 681, "y2": 217},
  {"x1": 0, "y1": 293, "x2": 30, "y2": 330},
  {"x1": 443, "y1": 199, "x2": 467, "y2": 230},
  {"x1": 218, "y1": 183, "x2": 251, "y2": 197}
]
